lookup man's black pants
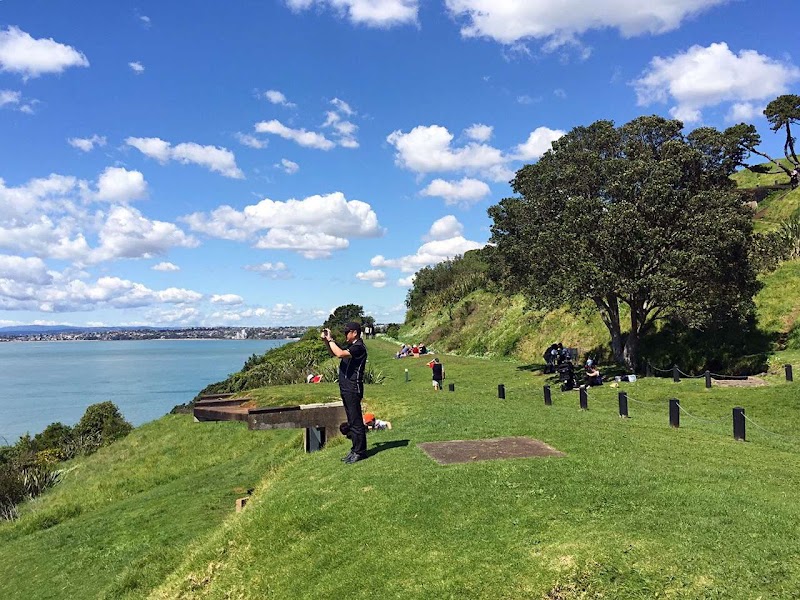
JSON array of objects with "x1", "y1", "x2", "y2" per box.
[{"x1": 341, "y1": 390, "x2": 367, "y2": 456}]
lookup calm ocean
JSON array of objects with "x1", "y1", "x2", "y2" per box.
[{"x1": 0, "y1": 339, "x2": 289, "y2": 444}]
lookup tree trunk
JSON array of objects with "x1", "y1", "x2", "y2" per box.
[
  {"x1": 594, "y1": 296, "x2": 624, "y2": 365},
  {"x1": 623, "y1": 331, "x2": 639, "y2": 372}
]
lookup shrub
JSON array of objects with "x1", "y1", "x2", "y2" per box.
[
  {"x1": 0, "y1": 465, "x2": 25, "y2": 520},
  {"x1": 74, "y1": 402, "x2": 133, "y2": 447},
  {"x1": 20, "y1": 464, "x2": 63, "y2": 498},
  {"x1": 384, "y1": 323, "x2": 401, "y2": 339}
]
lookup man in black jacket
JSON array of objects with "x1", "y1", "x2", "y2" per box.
[{"x1": 322, "y1": 322, "x2": 368, "y2": 464}]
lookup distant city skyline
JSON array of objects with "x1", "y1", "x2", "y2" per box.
[{"x1": 0, "y1": 1, "x2": 797, "y2": 327}]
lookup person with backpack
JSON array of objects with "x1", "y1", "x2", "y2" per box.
[{"x1": 430, "y1": 357, "x2": 445, "y2": 390}]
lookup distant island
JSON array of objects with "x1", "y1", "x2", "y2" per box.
[{"x1": 0, "y1": 325, "x2": 309, "y2": 342}]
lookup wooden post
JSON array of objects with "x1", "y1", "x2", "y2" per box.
[
  {"x1": 618, "y1": 392, "x2": 628, "y2": 418},
  {"x1": 303, "y1": 427, "x2": 326, "y2": 452},
  {"x1": 669, "y1": 399, "x2": 680, "y2": 428},
  {"x1": 733, "y1": 407, "x2": 746, "y2": 441},
  {"x1": 579, "y1": 386, "x2": 588, "y2": 410},
  {"x1": 544, "y1": 384, "x2": 552, "y2": 406},
  {"x1": 785, "y1": 364, "x2": 793, "y2": 382},
  {"x1": 705, "y1": 370, "x2": 712, "y2": 389},
  {"x1": 673, "y1": 365, "x2": 680, "y2": 383},
  {"x1": 498, "y1": 384, "x2": 505, "y2": 399},
  {"x1": 448, "y1": 383, "x2": 455, "y2": 392}
]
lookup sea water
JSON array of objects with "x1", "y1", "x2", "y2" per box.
[{"x1": 0, "y1": 339, "x2": 289, "y2": 444}]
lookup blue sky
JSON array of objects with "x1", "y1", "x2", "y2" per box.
[{"x1": 0, "y1": 0, "x2": 798, "y2": 327}]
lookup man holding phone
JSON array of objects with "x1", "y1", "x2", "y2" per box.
[{"x1": 322, "y1": 322, "x2": 368, "y2": 464}]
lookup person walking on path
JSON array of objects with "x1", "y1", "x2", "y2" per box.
[
  {"x1": 431, "y1": 357, "x2": 445, "y2": 390},
  {"x1": 322, "y1": 322, "x2": 369, "y2": 464}
]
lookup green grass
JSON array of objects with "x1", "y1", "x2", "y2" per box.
[
  {"x1": 6, "y1": 338, "x2": 800, "y2": 599},
  {"x1": 0, "y1": 416, "x2": 301, "y2": 599},
  {"x1": 731, "y1": 159, "x2": 796, "y2": 189},
  {"x1": 402, "y1": 291, "x2": 611, "y2": 363},
  {"x1": 755, "y1": 258, "x2": 800, "y2": 341}
]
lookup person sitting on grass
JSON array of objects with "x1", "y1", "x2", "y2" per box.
[{"x1": 585, "y1": 359, "x2": 603, "y2": 386}]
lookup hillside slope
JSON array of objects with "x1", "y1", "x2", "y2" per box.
[
  {"x1": 5, "y1": 338, "x2": 800, "y2": 598},
  {"x1": 398, "y1": 170, "x2": 800, "y2": 364}
]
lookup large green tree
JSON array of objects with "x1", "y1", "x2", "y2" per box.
[
  {"x1": 322, "y1": 304, "x2": 374, "y2": 338},
  {"x1": 488, "y1": 115, "x2": 759, "y2": 369}
]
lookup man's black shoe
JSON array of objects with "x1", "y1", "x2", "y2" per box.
[
  {"x1": 341, "y1": 451, "x2": 356, "y2": 462},
  {"x1": 343, "y1": 453, "x2": 367, "y2": 464}
]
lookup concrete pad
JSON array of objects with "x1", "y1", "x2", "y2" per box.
[{"x1": 418, "y1": 436, "x2": 566, "y2": 465}]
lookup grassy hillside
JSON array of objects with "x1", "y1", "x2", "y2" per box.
[
  {"x1": 0, "y1": 416, "x2": 300, "y2": 599},
  {"x1": 395, "y1": 165, "x2": 800, "y2": 365},
  {"x1": 5, "y1": 338, "x2": 800, "y2": 598},
  {"x1": 400, "y1": 290, "x2": 611, "y2": 364}
]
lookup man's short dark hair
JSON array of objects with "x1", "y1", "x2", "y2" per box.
[{"x1": 343, "y1": 322, "x2": 362, "y2": 335}]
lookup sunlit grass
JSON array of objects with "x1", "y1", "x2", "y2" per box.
[{"x1": 5, "y1": 338, "x2": 800, "y2": 599}]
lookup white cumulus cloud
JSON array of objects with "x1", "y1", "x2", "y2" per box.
[
  {"x1": 356, "y1": 269, "x2": 387, "y2": 287},
  {"x1": 633, "y1": 42, "x2": 800, "y2": 124},
  {"x1": 0, "y1": 89, "x2": 21, "y2": 107},
  {"x1": 513, "y1": 126, "x2": 565, "y2": 160},
  {"x1": 264, "y1": 89, "x2": 296, "y2": 107},
  {"x1": 444, "y1": 0, "x2": 730, "y2": 46},
  {"x1": 95, "y1": 167, "x2": 147, "y2": 203},
  {"x1": 275, "y1": 158, "x2": 300, "y2": 174},
  {"x1": 91, "y1": 205, "x2": 199, "y2": 263},
  {"x1": 183, "y1": 192, "x2": 383, "y2": 259},
  {"x1": 0, "y1": 172, "x2": 197, "y2": 265},
  {"x1": 464, "y1": 123, "x2": 493, "y2": 142},
  {"x1": 235, "y1": 132, "x2": 268, "y2": 149},
  {"x1": 420, "y1": 178, "x2": 491, "y2": 206},
  {"x1": 371, "y1": 216, "x2": 484, "y2": 273},
  {"x1": 254, "y1": 120, "x2": 335, "y2": 150},
  {"x1": 0, "y1": 26, "x2": 89, "y2": 78},
  {"x1": 0, "y1": 272, "x2": 202, "y2": 313},
  {"x1": 128, "y1": 61, "x2": 145, "y2": 73},
  {"x1": 67, "y1": 134, "x2": 107, "y2": 152},
  {"x1": 244, "y1": 262, "x2": 291, "y2": 279},
  {"x1": 0, "y1": 255, "x2": 52, "y2": 285},
  {"x1": 387, "y1": 125, "x2": 511, "y2": 182},
  {"x1": 424, "y1": 215, "x2": 464, "y2": 241},
  {"x1": 285, "y1": 0, "x2": 418, "y2": 28},
  {"x1": 211, "y1": 294, "x2": 244, "y2": 305},
  {"x1": 126, "y1": 136, "x2": 244, "y2": 178},
  {"x1": 152, "y1": 261, "x2": 180, "y2": 272}
]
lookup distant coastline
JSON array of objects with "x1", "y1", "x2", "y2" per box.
[{"x1": 0, "y1": 326, "x2": 309, "y2": 343}]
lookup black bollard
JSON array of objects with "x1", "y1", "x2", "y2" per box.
[
  {"x1": 786, "y1": 364, "x2": 794, "y2": 382},
  {"x1": 448, "y1": 383, "x2": 455, "y2": 392},
  {"x1": 705, "y1": 370, "x2": 712, "y2": 389},
  {"x1": 673, "y1": 365, "x2": 680, "y2": 383},
  {"x1": 669, "y1": 398, "x2": 680, "y2": 428},
  {"x1": 544, "y1": 384, "x2": 552, "y2": 406},
  {"x1": 498, "y1": 384, "x2": 505, "y2": 399},
  {"x1": 733, "y1": 407, "x2": 746, "y2": 441},
  {"x1": 579, "y1": 386, "x2": 588, "y2": 410},
  {"x1": 618, "y1": 392, "x2": 628, "y2": 418}
]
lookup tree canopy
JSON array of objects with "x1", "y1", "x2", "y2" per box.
[
  {"x1": 322, "y1": 304, "x2": 374, "y2": 336},
  {"x1": 488, "y1": 115, "x2": 760, "y2": 369}
]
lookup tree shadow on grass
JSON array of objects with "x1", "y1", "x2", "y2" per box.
[{"x1": 366, "y1": 439, "x2": 410, "y2": 458}]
